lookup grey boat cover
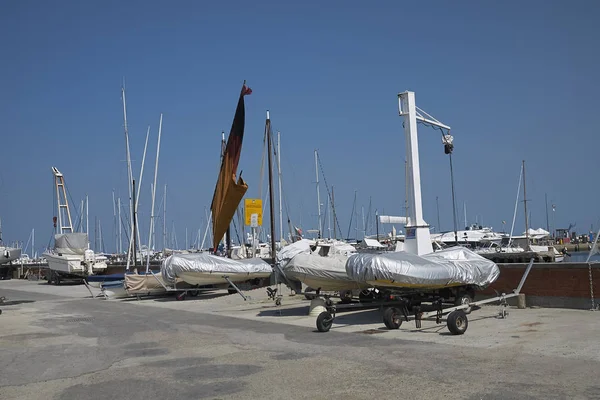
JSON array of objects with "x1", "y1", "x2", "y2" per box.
[
  {"x1": 161, "y1": 253, "x2": 272, "y2": 284},
  {"x1": 283, "y1": 252, "x2": 364, "y2": 290},
  {"x1": 54, "y1": 233, "x2": 88, "y2": 255},
  {"x1": 346, "y1": 247, "x2": 500, "y2": 288},
  {"x1": 276, "y1": 239, "x2": 313, "y2": 267}
]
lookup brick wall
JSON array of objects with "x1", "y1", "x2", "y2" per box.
[{"x1": 480, "y1": 262, "x2": 599, "y2": 298}]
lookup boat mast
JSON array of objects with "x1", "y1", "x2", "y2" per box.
[
  {"x1": 522, "y1": 160, "x2": 530, "y2": 251},
  {"x1": 118, "y1": 197, "x2": 122, "y2": 254},
  {"x1": 545, "y1": 193, "x2": 550, "y2": 234},
  {"x1": 147, "y1": 113, "x2": 163, "y2": 271},
  {"x1": 266, "y1": 111, "x2": 277, "y2": 260},
  {"x1": 314, "y1": 149, "x2": 322, "y2": 239},
  {"x1": 436, "y1": 196, "x2": 441, "y2": 233},
  {"x1": 163, "y1": 184, "x2": 167, "y2": 250},
  {"x1": 332, "y1": 186, "x2": 337, "y2": 240},
  {"x1": 132, "y1": 179, "x2": 137, "y2": 268},
  {"x1": 112, "y1": 189, "x2": 117, "y2": 253},
  {"x1": 121, "y1": 85, "x2": 135, "y2": 261},
  {"x1": 277, "y1": 131, "x2": 283, "y2": 243},
  {"x1": 135, "y1": 125, "x2": 150, "y2": 256},
  {"x1": 86, "y1": 195, "x2": 89, "y2": 246}
]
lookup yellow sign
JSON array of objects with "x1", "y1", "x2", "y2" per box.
[{"x1": 244, "y1": 198, "x2": 263, "y2": 226}]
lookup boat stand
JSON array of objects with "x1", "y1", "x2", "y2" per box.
[
  {"x1": 315, "y1": 258, "x2": 535, "y2": 335},
  {"x1": 223, "y1": 276, "x2": 249, "y2": 301}
]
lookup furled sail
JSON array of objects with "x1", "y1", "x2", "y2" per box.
[{"x1": 211, "y1": 83, "x2": 252, "y2": 250}]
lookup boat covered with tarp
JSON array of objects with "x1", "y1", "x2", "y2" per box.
[
  {"x1": 161, "y1": 253, "x2": 272, "y2": 286},
  {"x1": 282, "y1": 252, "x2": 367, "y2": 291},
  {"x1": 346, "y1": 247, "x2": 500, "y2": 290}
]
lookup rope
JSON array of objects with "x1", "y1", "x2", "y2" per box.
[{"x1": 316, "y1": 152, "x2": 344, "y2": 240}]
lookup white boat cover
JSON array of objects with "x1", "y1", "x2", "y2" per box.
[
  {"x1": 283, "y1": 253, "x2": 365, "y2": 291},
  {"x1": 54, "y1": 233, "x2": 88, "y2": 255},
  {"x1": 161, "y1": 253, "x2": 272, "y2": 284},
  {"x1": 346, "y1": 247, "x2": 500, "y2": 289}
]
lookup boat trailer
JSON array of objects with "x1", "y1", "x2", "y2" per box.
[{"x1": 314, "y1": 258, "x2": 535, "y2": 335}]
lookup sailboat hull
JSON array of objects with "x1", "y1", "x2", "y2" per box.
[{"x1": 177, "y1": 271, "x2": 271, "y2": 286}]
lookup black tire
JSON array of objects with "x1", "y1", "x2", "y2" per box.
[
  {"x1": 339, "y1": 290, "x2": 353, "y2": 304},
  {"x1": 447, "y1": 310, "x2": 468, "y2": 335},
  {"x1": 316, "y1": 311, "x2": 333, "y2": 332},
  {"x1": 228, "y1": 288, "x2": 237, "y2": 294},
  {"x1": 188, "y1": 290, "x2": 199, "y2": 297},
  {"x1": 275, "y1": 298, "x2": 282, "y2": 306},
  {"x1": 383, "y1": 307, "x2": 402, "y2": 330},
  {"x1": 359, "y1": 290, "x2": 374, "y2": 303},
  {"x1": 176, "y1": 292, "x2": 186, "y2": 301},
  {"x1": 454, "y1": 292, "x2": 473, "y2": 314},
  {"x1": 304, "y1": 287, "x2": 316, "y2": 300},
  {"x1": 0, "y1": 309, "x2": 3, "y2": 315}
]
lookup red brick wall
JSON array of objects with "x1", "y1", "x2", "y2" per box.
[{"x1": 480, "y1": 264, "x2": 599, "y2": 298}]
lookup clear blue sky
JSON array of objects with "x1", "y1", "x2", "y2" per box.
[{"x1": 1, "y1": 0, "x2": 599, "y2": 253}]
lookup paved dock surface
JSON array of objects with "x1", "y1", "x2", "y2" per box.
[{"x1": 1, "y1": 279, "x2": 600, "y2": 400}]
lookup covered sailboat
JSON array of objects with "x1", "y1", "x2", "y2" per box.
[
  {"x1": 161, "y1": 253, "x2": 271, "y2": 286},
  {"x1": 346, "y1": 247, "x2": 499, "y2": 290},
  {"x1": 279, "y1": 239, "x2": 366, "y2": 291}
]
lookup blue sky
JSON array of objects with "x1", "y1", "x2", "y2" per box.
[{"x1": 1, "y1": 0, "x2": 599, "y2": 253}]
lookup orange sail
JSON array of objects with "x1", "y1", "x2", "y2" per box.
[{"x1": 211, "y1": 83, "x2": 252, "y2": 250}]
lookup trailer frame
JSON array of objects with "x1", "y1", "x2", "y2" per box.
[{"x1": 315, "y1": 258, "x2": 535, "y2": 335}]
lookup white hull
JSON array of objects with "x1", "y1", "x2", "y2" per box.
[
  {"x1": 177, "y1": 271, "x2": 271, "y2": 286},
  {"x1": 1, "y1": 247, "x2": 21, "y2": 265},
  {"x1": 44, "y1": 252, "x2": 108, "y2": 276}
]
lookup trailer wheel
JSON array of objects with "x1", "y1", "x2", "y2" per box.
[
  {"x1": 447, "y1": 310, "x2": 468, "y2": 335},
  {"x1": 176, "y1": 292, "x2": 186, "y2": 301},
  {"x1": 316, "y1": 311, "x2": 334, "y2": 332},
  {"x1": 339, "y1": 290, "x2": 353, "y2": 304},
  {"x1": 275, "y1": 297, "x2": 282, "y2": 306},
  {"x1": 54, "y1": 275, "x2": 61, "y2": 286},
  {"x1": 383, "y1": 307, "x2": 402, "y2": 330},
  {"x1": 188, "y1": 290, "x2": 199, "y2": 297},
  {"x1": 454, "y1": 292, "x2": 473, "y2": 314}
]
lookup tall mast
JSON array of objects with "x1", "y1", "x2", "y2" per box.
[
  {"x1": 132, "y1": 179, "x2": 137, "y2": 268},
  {"x1": 545, "y1": 193, "x2": 550, "y2": 234},
  {"x1": 266, "y1": 111, "x2": 277, "y2": 260},
  {"x1": 436, "y1": 196, "x2": 441, "y2": 233},
  {"x1": 112, "y1": 189, "x2": 117, "y2": 253},
  {"x1": 118, "y1": 197, "x2": 122, "y2": 254},
  {"x1": 163, "y1": 184, "x2": 167, "y2": 250},
  {"x1": 149, "y1": 113, "x2": 163, "y2": 254},
  {"x1": 86, "y1": 195, "x2": 89, "y2": 247},
  {"x1": 326, "y1": 195, "x2": 332, "y2": 239},
  {"x1": 522, "y1": 160, "x2": 530, "y2": 250},
  {"x1": 332, "y1": 186, "x2": 337, "y2": 239},
  {"x1": 314, "y1": 150, "x2": 322, "y2": 238},
  {"x1": 95, "y1": 216, "x2": 98, "y2": 251},
  {"x1": 277, "y1": 131, "x2": 283, "y2": 243},
  {"x1": 361, "y1": 205, "x2": 365, "y2": 239},
  {"x1": 135, "y1": 125, "x2": 150, "y2": 254},
  {"x1": 98, "y1": 219, "x2": 103, "y2": 253},
  {"x1": 121, "y1": 85, "x2": 135, "y2": 256}
]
